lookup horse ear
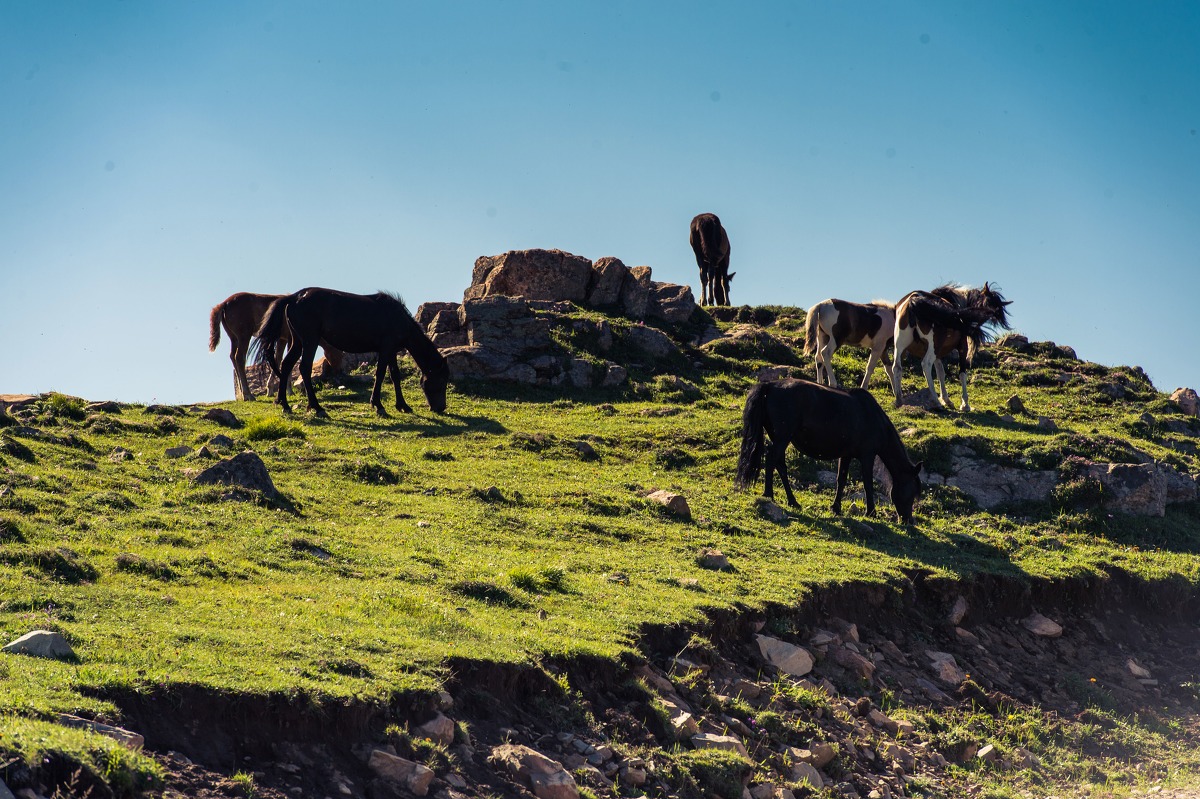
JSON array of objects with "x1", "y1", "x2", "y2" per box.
[{"x1": 728, "y1": 272, "x2": 736, "y2": 281}]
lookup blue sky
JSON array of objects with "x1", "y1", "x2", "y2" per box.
[{"x1": 2, "y1": 2, "x2": 1198, "y2": 404}]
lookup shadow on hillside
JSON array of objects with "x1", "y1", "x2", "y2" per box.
[
  {"x1": 334, "y1": 412, "x2": 508, "y2": 438},
  {"x1": 806, "y1": 513, "x2": 1029, "y2": 581}
]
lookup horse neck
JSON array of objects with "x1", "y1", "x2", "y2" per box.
[
  {"x1": 875, "y1": 421, "x2": 912, "y2": 478},
  {"x1": 404, "y1": 322, "x2": 447, "y2": 376}
]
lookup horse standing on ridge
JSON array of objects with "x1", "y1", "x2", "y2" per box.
[
  {"x1": 252, "y1": 287, "x2": 449, "y2": 418},
  {"x1": 689, "y1": 213, "x2": 734, "y2": 307},
  {"x1": 735, "y1": 378, "x2": 923, "y2": 523},
  {"x1": 208, "y1": 292, "x2": 344, "y2": 401},
  {"x1": 891, "y1": 283, "x2": 1012, "y2": 412},
  {"x1": 803, "y1": 299, "x2": 896, "y2": 389}
]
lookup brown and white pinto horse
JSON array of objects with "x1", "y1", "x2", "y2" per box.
[
  {"x1": 803, "y1": 299, "x2": 896, "y2": 389},
  {"x1": 689, "y1": 213, "x2": 734, "y2": 306},
  {"x1": 891, "y1": 283, "x2": 1011, "y2": 412},
  {"x1": 209, "y1": 292, "x2": 345, "y2": 401}
]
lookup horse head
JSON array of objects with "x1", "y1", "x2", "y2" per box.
[
  {"x1": 890, "y1": 460, "x2": 923, "y2": 524},
  {"x1": 421, "y1": 365, "x2": 450, "y2": 414},
  {"x1": 980, "y1": 283, "x2": 1013, "y2": 329}
]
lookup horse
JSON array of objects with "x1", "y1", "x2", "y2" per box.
[
  {"x1": 252, "y1": 288, "x2": 449, "y2": 417},
  {"x1": 803, "y1": 299, "x2": 896, "y2": 389},
  {"x1": 891, "y1": 282, "x2": 1012, "y2": 412},
  {"x1": 208, "y1": 292, "x2": 345, "y2": 401},
  {"x1": 735, "y1": 378, "x2": 923, "y2": 523},
  {"x1": 689, "y1": 213, "x2": 735, "y2": 307}
]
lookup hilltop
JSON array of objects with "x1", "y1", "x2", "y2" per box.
[{"x1": 2, "y1": 276, "x2": 1200, "y2": 799}]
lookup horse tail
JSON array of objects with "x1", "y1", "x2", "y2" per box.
[
  {"x1": 735, "y1": 382, "x2": 771, "y2": 490},
  {"x1": 250, "y1": 292, "x2": 297, "y2": 365},
  {"x1": 208, "y1": 301, "x2": 224, "y2": 352},
  {"x1": 803, "y1": 302, "x2": 821, "y2": 356}
]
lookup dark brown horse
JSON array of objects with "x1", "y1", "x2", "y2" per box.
[
  {"x1": 253, "y1": 288, "x2": 448, "y2": 417},
  {"x1": 689, "y1": 213, "x2": 734, "y2": 306},
  {"x1": 803, "y1": 298, "x2": 896, "y2": 389},
  {"x1": 208, "y1": 292, "x2": 344, "y2": 401},
  {"x1": 891, "y1": 283, "x2": 1012, "y2": 411},
  {"x1": 736, "y1": 378, "x2": 923, "y2": 523}
]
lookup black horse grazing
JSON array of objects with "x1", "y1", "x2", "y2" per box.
[
  {"x1": 689, "y1": 213, "x2": 734, "y2": 307},
  {"x1": 735, "y1": 379, "x2": 923, "y2": 523},
  {"x1": 253, "y1": 288, "x2": 449, "y2": 417}
]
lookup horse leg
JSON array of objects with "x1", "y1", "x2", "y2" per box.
[
  {"x1": 861, "y1": 456, "x2": 876, "y2": 517},
  {"x1": 958, "y1": 367, "x2": 971, "y2": 412},
  {"x1": 832, "y1": 457, "x2": 851, "y2": 515},
  {"x1": 768, "y1": 439, "x2": 799, "y2": 507},
  {"x1": 933, "y1": 359, "x2": 952, "y2": 408},
  {"x1": 370, "y1": 356, "x2": 389, "y2": 416},
  {"x1": 298, "y1": 342, "x2": 325, "y2": 417},
  {"x1": 389, "y1": 355, "x2": 413, "y2": 413},
  {"x1": 230, "y1": 338, "x2": 250, "y2": 401},
  {"x1": 921, "y1": 350, "x2": 943, "y2": 406},
  {"x1": 276, "y1": 343, "x2": 303, "y2": 414},
  {"x1": 891, "y1": 329, "x2": 910, "y2": 407},
  {"x1": 821, "y1": 339, "x2": 838, "y2": 388}
]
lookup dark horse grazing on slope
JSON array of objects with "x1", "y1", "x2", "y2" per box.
[
  {"x1": 891, "y1": 283, "x2": 1012, "y2": 412},
  {"x1": 689, "y1": 213, "x2": 734, "y2": 307},
  {"x1": 209, "y1": 292, "x2": 344, "y2": 401},
  {"x1": 253, "y1": 288, "x2": 449, "y2": 417},
  {"x1": 803, "y1": 298, "x2": 896, "y2": 389},
  {"x1": 735, "y1": 379, "x2": 923, "y2": 523}
]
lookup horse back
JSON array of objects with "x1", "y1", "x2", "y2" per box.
[
  {"x1": 689, "y1": 213, "x2": 730, "y2": 268},
  {"x1": 768, "y1": 380, "x2": 878, "y2": 459},
  {"x1": 288, "y1": 287, "x2": 415, "y2": 354}
]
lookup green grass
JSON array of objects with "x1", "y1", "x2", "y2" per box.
[{"x1": 1, "y1": 313, "x2": 1199, "y2": 792}]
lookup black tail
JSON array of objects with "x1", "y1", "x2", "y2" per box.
[
  {"x1": 250, "y1": 292, "x2": 297, "y2": 375},
  {"x1": 735, "y1": 382, "x2": 771, "y2": 490}
]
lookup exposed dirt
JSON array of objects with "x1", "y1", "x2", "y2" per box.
[{"x1": 10, "y1": 569, "x2": 1200, "y2": 799}]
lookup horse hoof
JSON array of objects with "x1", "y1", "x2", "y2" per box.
[{"x1": 396, "y1": 405, "x2": 413, "y2": 414}]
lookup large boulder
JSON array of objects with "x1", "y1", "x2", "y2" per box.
[
  {"x1": 1073, "y1": 459, "x2": 1198, "y2": 517},
  {"x1": 489, "y1": 745, "x2": 579, "y2": 799},
  {"x1": 648, "y1": 281, "x2": 697, "y2": 324},
  {"x1": 1172, "y1": 387, "x2": 1200, "y2": 417},
  {"x1": 586, "y1": 257, "x2": 630, "y2": 307},
  {"x1": 467, "y1": 249, "x2": 592, "y2": 303},
  {"x1": 946, "y1": 454, "x2": 1058, "y2": 509},
  {"x1": 619, "y1": 266, "x2": 653, "y2": 320}
]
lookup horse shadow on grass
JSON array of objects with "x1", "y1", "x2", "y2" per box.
[{"x1": 311, "y1": 411, "x2": 508, "y2": 439}]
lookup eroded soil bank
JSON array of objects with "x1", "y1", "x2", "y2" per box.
[{"x1": 9, "y1": 569, "x2": 1200, "y2": 799}]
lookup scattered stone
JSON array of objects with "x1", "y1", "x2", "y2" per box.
[
  {"x1": 756, "y1": 634, "x2": 814, "y2": 677},
  {"x1": 489, "y1": 744, "x2": 579, "y2": 799},
  {"x1": 831, "y1": 646, "x2": 876, "y2": 680},
  {"x1": 647, "y1": 490, "x2": 691, "y2": 520},
  {"x1": 925, "y1": 651, "x2": 966, "y2": 685},
  {"x1": 1021, "y1": 612, "x2": 1063, "y2": 638},
  {"x1": 192, "y1": 451, "x2": 282, "y2": 502},
  {"x1": 867, "y1": 709, "x2": 899, "y2": 735},
  {"x1": 1005, "y1": 395, "x2": 1025, "y2": 414},
  {"x1": 690, "y1": 733, "x2": 748, "y2": 758},
  {"x1": 697, "y1": 548, "x2": 731, "y2": 570},
  {"x1": 945, "y1": 454, "x2": 1058, "y2": 509},
  {"x1": 790, "y1": 743, "x2": 837, "y2": 769},
  {"x1": 790, "y1": 762, "x2": 823, "y2": 789},
  {"x1": 1036, "y1": 415, "x2": 1057, "y2": 431},
  {"x1": 571, "y1": 440, "x2": 599, "y2": 461},
  {"x1": 976, "y1": 743, "x2": 998, "y2": 763},
  {"x1": 625, "y1": 324, "x2": 679, "y2": 360},
  {"x1": 948, "y1": 596, "x2": 969, "y2": 626},
  {"x1": 110, "y1": 447, "x2": 133, "y2": 463},
  {"x1": 416, "y1": 713, "x2": 456, "y2": 746},
  {"x1": 1014, "y1": 746, "x2": 1040, "y2": 769},
  {"x1": 209, "y1": 434, "x2": 235, "y2": 449},
  {"x1": 1127, "y1": 658, "x2": 1152, "y2": 679},
  {"x1": 368, "y1": 750, "x2": 434, "y2": 797},
  {"x1": 897, "y1": 388, "x2": 943, "y2": 411},
  {"x1": 756, "y1": 499, "x2": 790, "y2": 524},
  {"x1": 202, "y1": 408, "x2": 241, "y2": 428},
  {"x1": 2, "y1": 630, "x2": 76, "y2": 660},
  {"x1": 165, "y1": 446, "x2": 191, "y2": 459},
  {"x1": 56, "y1": 714, "x2": 143, "y2": 749},
  {"x1": 85, "y1": 400, "x2": 122, "y2": 413}
]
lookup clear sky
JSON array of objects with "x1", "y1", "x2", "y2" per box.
[{"x1": 3, "y1": 2, "x2": 1198, "y2": 404}]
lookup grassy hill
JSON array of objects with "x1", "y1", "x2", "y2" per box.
[{"x1": 2, "y1": 304, "x2": 1199, "y2": 798}]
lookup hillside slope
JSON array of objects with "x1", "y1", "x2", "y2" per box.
[{"x1": 2, "y1": 303, "x2": 1200, "y2": 799}]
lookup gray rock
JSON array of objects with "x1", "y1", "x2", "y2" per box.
[
  {"x1": 647, "y1": 490, "x2": 691, "y2": 520},
  {"x1": 369, "y1": 750, "x2": 434, "y2": 796},
  {"x1": 3, "y1": 630, "x2": 76, "y2": 660},
  {"x1": 489, "y1": 744, "x2": 579, "y2": 799},
  {"x1": 755, "y1": 634, "x2": 814, "y2": 677},
  {"x1": 790, "y1": 761, "x2": 823, "y2": 789},
  {"x1": 165, "y1": 446, "x2": 192, "y2": 459},
  {"x1": 601, "y1": 363, "x2": 627, "y2": 387},
  {"x1": 56, "y1": 713, "x2": 143, "y2": 749},
  {"x1": 946, "y1": 455, "x2": 1058, "y2": 509},
  {"x1": 416, "y1": 712, "x2": 456, "y2": 746},
  {"x1": 619, "y1": 266, "x2": 652, "y2": 320},
  {"x1": 415, "y1": 301, "x2": 461, "y2": 330},
  {"x1": 697, "y1": 548, "x2": 730, "y2": 570},
  {"x1": 1021, "y1": 612, "x2": 1062, "y2": 638},
  {"x1": 192, "y1": 451, "x2": 281, "y2": 501},
  {"x1": 1171, "y1": 387, "x2": 1200, "y2": 417},
  {"x1": 648, "y1": 281, "x2": 697, "y2": 324},
  {"x1": 690, "y1": 733, "x2": 748, "y2": 758},
  {"x1": 202, "y1": 408, "x2": 241, "y2": 428},
  {"x1": 625, "y1": 324, "x2": 678, "y2": 360}
]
